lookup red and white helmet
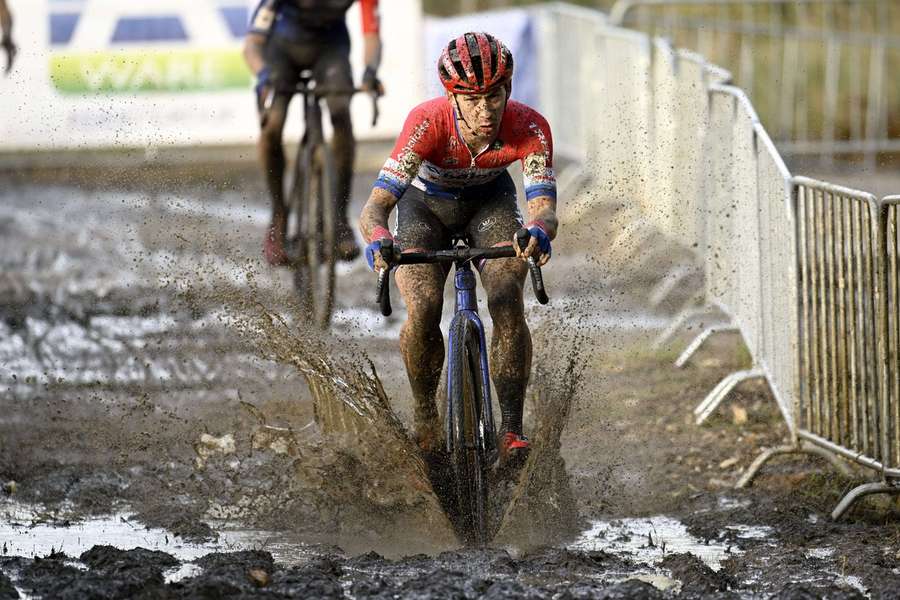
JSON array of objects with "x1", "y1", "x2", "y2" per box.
[{"x1": 438, "y1": 32, "x2": 513, "y2": 95}]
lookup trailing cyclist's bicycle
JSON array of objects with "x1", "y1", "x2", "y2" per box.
[
  {"x1": 374, "y1": 229, "x2": 549, "y2": 546},
  {"x1": 263, "y1": 71, "x2": 378, "y2": 328}
]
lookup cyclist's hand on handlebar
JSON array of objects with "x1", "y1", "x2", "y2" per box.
[
  {"x1": 514, "y1": 222, "x2": 552, "y2": 267},
  {"x1": 365, "y1": 227, "x2": 397, "y2": 272},
  {"x1": 361, "y1": 66, "x2": 384, "y2": 96}
]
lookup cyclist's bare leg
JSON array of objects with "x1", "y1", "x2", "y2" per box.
[
  {"x1": 396, "y1": 263, "x2": 448, "y2": 451},
  {"x1": 479, "y1": 256, "x2": 531, "y2": 437},
  {"x1": 259, "y1": 94, "x2": 290, "y2": 265},
  {"x1": 326, "y1": 95, "x2": 359, "y2": 259}
]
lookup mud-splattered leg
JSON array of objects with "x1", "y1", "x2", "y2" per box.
[
  {"x1": 258, "y1": 95, "x2": 290, "y2": 263},
  {"x1": 396, "y1": 263, "x2": 448, "y2": 449},
  {"x1": 480, "y1": 257, "x2": 531, "y2": 436}
]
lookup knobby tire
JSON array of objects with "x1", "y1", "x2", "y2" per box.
[
  {"x1": 448, "y1": 317, "x2": 491, "y2": 546},
  {"x1": 291, "y1": 140, "x2": 336, "y2": 329}
]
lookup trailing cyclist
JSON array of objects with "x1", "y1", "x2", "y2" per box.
[
  {"x1": 359, "y1": 32, "x2": 558, "y2": 468},
  {"x1": 244, "y1": 0, "x2": 383, "y2": 266}
]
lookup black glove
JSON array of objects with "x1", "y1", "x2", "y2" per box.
[{"x1": 361, "y1": 66, "x2": 383, "y2": 96}]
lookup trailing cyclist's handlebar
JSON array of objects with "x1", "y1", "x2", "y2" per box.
[
  {"x1": 374, "y1": 228, "x2": 550, "y2": 317},
  {"x1": 309, "y1": 86, "x2": 380, "y2": 127},
  {"x1": 260, "y1": 85, "x2": 381, "y2": 127}
]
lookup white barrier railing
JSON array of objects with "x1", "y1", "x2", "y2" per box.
[{"x1": 533, "y1": 3, "x2": 900, "y2": 517}]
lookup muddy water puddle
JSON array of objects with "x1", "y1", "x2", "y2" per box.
[
  {"x1": 569, "y1": 516, "x2": 771, "y2": 571},
  {"x1": 0, "y1": 502, "x2": 322, "y2": 568},
  {"x1": 0, "y1": 501, "x2": 774, "y2": 596}
]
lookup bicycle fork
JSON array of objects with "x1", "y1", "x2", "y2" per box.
[{"x1": 445, "y1": 263, "x2": 498, "y2": 462}]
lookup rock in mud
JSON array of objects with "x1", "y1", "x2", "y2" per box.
[
  {"x1": 80, "y1": 545, "x2": 178, "y2": 572},
  {"x1": 131, "y1": 506, "x2": 218, "y2": 542},
  {"x1": 195, "y1": 550, "x2": 274, "y2": 572},
  {"x1": 247, "y1": 568, "x2": 269, "y2": 587},
  {"x1": 660, "y1": 552, "x2": 736, "y2": 597}
]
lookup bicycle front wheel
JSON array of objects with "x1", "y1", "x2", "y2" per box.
[
  {"x1": 448, "y1": 317, "x2": 491, "y2": 546},
  {"x1": 293, "y1": 140, "x2": 336, "y2": 329}
]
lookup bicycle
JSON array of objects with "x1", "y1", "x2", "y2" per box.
[
  {"x1": 263, "y1": 70, "x2": 379, "y2": 329},
  {"x1": 373, "y1": 228, "x2": 549, "y2": 546}
]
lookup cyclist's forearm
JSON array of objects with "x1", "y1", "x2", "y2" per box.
[
  {"x1": 359, "y1": 187, "x2": 398, "y2": 241},
  {"x1": 363, "y1": 33, "x2": 382, "y2": 71},
  {"x1": 243, "y1": 35, "x2": 266, "y2": 75},
  {"x1": 527, "y1": 196, "x2": 558, "y2": 239}
]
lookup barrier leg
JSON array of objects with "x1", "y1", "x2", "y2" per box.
[
  {"x1": 694, "y1": 368, "x2": 765, "y2": 425},
  {"x1": 736, "y1": 441, "x2": 851, "y2": 488},
  {"x1": 653, "y1": 302, "x2": 716, "y2": 350},
  {"x1": 649, "y1": 264, "x2": 699, "y2": 309},
  {"x1": 831, "y1": 480, "x2": 900, "y2": 521},
  {"x1": 675, "y1": 326, "x2": 740, "y2": 368}
]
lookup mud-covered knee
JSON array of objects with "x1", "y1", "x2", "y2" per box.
[
  {"x1": 259, "y1": 120, "x2": 284, "y2": 148},
  {"x1": 406, "y1": 297, "x2": 443, "y2": 331},
  {"x1": 487, "y1": 279, "x2": 524, "y2": 315}
]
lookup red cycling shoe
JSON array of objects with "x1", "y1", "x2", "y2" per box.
[
  {"x1": 499, "y1": 432, "x2": 530, "y2": 467},
  {"x1": 263, "y1": 223, "x2": 290, "y2": 266}
]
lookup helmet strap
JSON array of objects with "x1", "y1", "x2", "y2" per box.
[{"x1": 452, "y1": 94, "x2": 473, "y2": 132}]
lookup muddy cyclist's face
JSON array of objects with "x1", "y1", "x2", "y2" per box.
[{"x1": 451, "y1": 86, "x2": 508, "y2": 145}]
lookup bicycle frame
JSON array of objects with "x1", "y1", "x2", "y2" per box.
[
  {"x1": 373, "y1": 231, "x2": 549, "y2": 462},
  {"x1": 297, "y1": 79, "x2": 325, "y2": 150},
  {"x1": 445, "y1": 262, "x2": 497, "y2": 459}
]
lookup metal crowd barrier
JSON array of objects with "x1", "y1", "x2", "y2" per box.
[
  {"x1": 608, "y1": 0, "x2": 900, "y2": 165},
  {"x1": 531, "y1": 2, "x2": 900, "y2": 517}
]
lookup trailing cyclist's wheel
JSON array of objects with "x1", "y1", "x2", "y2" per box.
[
  {"x1": 448, "y1": 317, "x2": 491, "y2": 546},
  {"x1": 293, "y1": 141, "x2": 336, "y2": 329}
]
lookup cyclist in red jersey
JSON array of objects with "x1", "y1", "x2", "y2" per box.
[
  {"x1": 359, "y1": 32, "x2": 558, "y2": 468},
  {"x1": 244, "y1": 0, "x2": 383, "y2": 266}
]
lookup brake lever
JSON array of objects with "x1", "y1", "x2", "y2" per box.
[
  {"x1": 515, "y1": 228, "x2": 550, "y2": 305},
  {"x1": 370, "y1": 92, "x2": 380, "y2": 127},
  {"x1": 375, "y1": 238, "x2": 394, "y2": 316}
]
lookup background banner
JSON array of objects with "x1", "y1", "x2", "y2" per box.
[{"x1": 0, "y1": 0, "x2": 426, "y2": 150}]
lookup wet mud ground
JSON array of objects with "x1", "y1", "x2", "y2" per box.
[{"x1": 2, "y1": 164, "x2": 900, "y2": 598}]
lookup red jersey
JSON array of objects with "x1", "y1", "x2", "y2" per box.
[{"x1": 374, "y1": 97, "x2": 556, "y2": 201}]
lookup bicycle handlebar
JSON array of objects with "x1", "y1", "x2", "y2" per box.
[
  {"x1": 374, "y1": 228, "x2": 550, "y2": 316},
  {"x1": 261, "y1": 85, "x2": 381, "y2": 127},
  {"x1": 300, "y1": 85, "x2": 380, "y2": 127}
]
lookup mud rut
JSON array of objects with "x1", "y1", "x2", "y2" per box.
[{"x1": 2, "y1": 174, "x2": 900, "y2": 598}]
